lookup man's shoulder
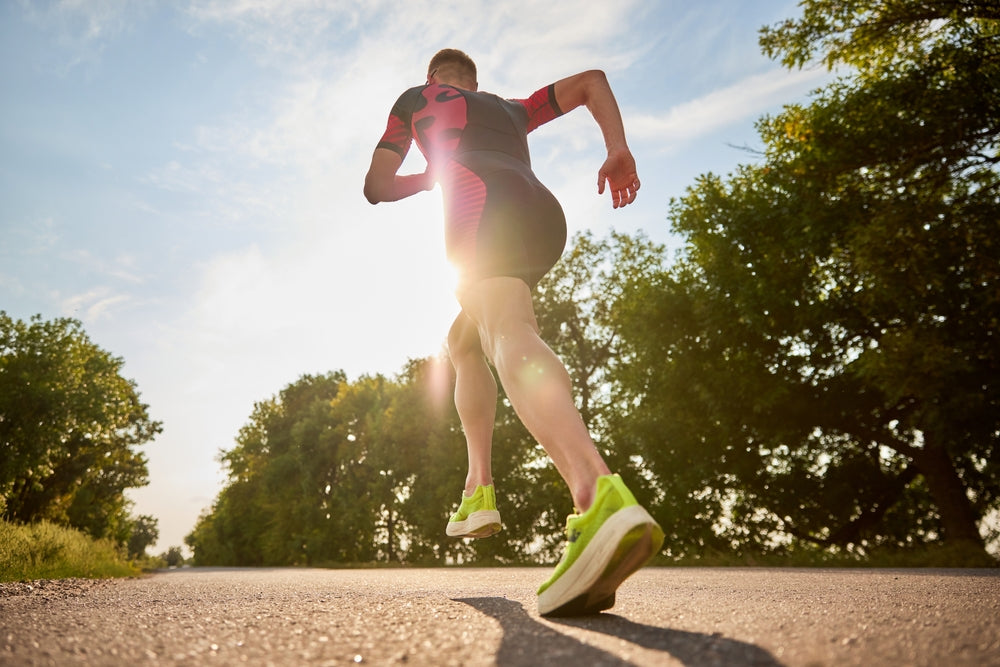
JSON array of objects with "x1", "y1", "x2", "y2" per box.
[
  {"x1": 389, "y1": 84, "x2": 431, "y2": 114},
  {"x1": 395, "y1": 84, "x2": 431, "y2": 101}
]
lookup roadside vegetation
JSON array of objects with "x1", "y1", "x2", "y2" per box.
[
  {"x1": 0, "y1": 313, "x2": 188, "y2": 582},
  {"x1": 0, "y1": 520, "x2": 189, "y2": 583},
  {"x1": 0, "y1": 520, "x2": 140, "y2": 582}
]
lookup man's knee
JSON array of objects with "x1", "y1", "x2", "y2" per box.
[
  {"x1": 458, "y1": 276, "x2": 540, "y2": 357},
  {"x1": 448, "y1": 314, "x2": 482, "y2": 359}
]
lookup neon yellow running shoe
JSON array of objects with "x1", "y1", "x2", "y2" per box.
[
  {"x1": 537, "y1": 474, "x2": 664, "y2": 617},
  {"x1": 446, "y1": 484, "x2": 502, "y2": 538}
]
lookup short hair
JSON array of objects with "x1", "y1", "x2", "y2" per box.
[{"x1": 427, "y1": 48, "x2": 477, "y2": 87}]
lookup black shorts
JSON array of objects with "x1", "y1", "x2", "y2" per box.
[{"x1": 448, "y1": 166, "x2": 566, "y2": 289}]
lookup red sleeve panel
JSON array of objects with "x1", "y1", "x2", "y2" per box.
[
  {"x1": 376, "y1": 112, "x2": 411, "y2": 158},
  {"x1": 511, "y1": 84, "x2": 564, "y2": 134},
  {"x1": 376, "y1": 86, "x2": 429, "y2": 159}
]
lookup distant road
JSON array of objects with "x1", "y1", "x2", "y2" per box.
[{"x1": 2, "y1": 567, "x2": 998, "y2": 665}]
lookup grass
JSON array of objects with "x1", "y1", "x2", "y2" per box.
[{"x1": 0, "y1": 520, "x2": 143, "y2": 582}]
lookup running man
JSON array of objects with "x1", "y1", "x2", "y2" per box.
[{"x1": 364, "y1": 48, "x2": 663, "y2": 617}]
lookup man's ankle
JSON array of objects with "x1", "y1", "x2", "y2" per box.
[{"x1": 465, "y1": 479, "x2": 492, "y2": 496}]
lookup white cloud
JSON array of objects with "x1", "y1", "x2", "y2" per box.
[
  {"x1": 157, "y1": 0, "x2": 658, "y2": 258},
  {"x1": 62, "y1": 248, "x2": 146, "y2": 284},
  {"x1": 629, "y1": 65, "x2": 830, "y2": 150},
  {"x1": 59, "y1": 287, "x2": 132, "y2": 321},
  {"x1": 179, "y1": 195, "x2": 459, "y2": 379},
  {"x1": 183, "y1": 0, "x2": 649, "y2": 84}
]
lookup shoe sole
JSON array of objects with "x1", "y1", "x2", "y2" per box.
[
  {"x1": 538, "y1": 505, "x2": 664, "y2": 617},
  {"x1": 446, "y1": 509, "x2": 501, "y2": 538}
]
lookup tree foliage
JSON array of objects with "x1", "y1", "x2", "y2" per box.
[
  {"x1": 759, "y1": 0, "x2": 1000, "y2": 72},
  {"x1": 0, "y1": 313, "x2": 161, "y2": 543},
  {"x1": 185, "y1": 365, "x2": 561, "y2": 566},
  {"x1": 617, "y1": 0, "x2": 998, "y2": 558},
  {"x1": 126, "y1": 514, "x2": 159, "y2": 559},
  {"x1": 185, "y1": 234, "x2": 670, "y2": 567},
  {"x1": 159, "y1": 546, "x2": 185, "y2": 567}
]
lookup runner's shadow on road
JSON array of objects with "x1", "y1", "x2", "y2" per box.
[
  {"x1": 553, "y1": 612, "x2": 784, "y2": 666},
  {"x1": 454, "y1": 597, "x2": 783, "y2": 667}
]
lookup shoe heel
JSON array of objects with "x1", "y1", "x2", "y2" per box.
[{"x1": 602, "y1": 522, "x2": 662, "y2": 583}]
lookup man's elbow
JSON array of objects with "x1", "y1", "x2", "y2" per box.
[
  {"x1": 363, "y1": 179, "x2": 382, "y2": 205},
  {"x1": 557, "y1": 69, "x2": 609, "y2": 112},
  {"x1": 581, "y1": 69, "x2": 609, "y2": 96}
]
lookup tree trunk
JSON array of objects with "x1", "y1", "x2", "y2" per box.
[
  {"x1": 385, "y1": 507, "x2": 397, "y2": 563},
  {"x1": 911, "y1": 442, "x2": 985, "y2": 549}
]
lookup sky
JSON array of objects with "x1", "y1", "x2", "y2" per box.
[{"x1": 1, "y1": 0, "x2": 833, "y2": 554}]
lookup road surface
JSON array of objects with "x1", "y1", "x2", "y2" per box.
[{"x1": 2, "y1": 567, "x2": 998, "y2": 665}]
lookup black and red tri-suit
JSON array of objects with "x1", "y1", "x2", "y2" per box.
[{"x1": 376, "y1": 83, "x2": 567, "y2": 288}]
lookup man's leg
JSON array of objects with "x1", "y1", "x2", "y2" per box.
[
  {"x1": 459, "y1": 277, "x2": 661, "y2": 615},
  {"x1": 459, "y1": 277, "x2": 662, "y2": 616},
  {"x1": 457, "y1": 277, "x2": 610, "y2": 512},
  {"x1": 447, "y1": 312, "x2": 497, "y2": 495}
]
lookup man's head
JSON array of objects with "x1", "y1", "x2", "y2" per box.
[{"x1": 427, "y1": 48, "x2": 478, "y2": 91}]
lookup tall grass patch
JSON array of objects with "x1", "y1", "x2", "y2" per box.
[{"x1": 0, "y1": 520, "x2": 138, "y2": 582}]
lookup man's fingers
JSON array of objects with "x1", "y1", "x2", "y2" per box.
[
  {"x1": 613, "y1": 180, "x2": 639, "y2": 208},
  {"x1": 626, "y1": 180, "x2": 639, "y2": 204},
  {"x1": 599, "y1": 170, "x2": 640, "y2": 209}
]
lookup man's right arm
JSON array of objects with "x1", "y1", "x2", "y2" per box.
[
  {"x1": 363, "y1": 148, "x2": 433, "y2": 204},
  {"x1": 364, "y1": 86, "x2": 436, "y2": 204}
]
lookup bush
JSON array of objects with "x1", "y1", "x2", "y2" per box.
[
  {"x1": 0, "y1": 520, "x2": 139, "y2": 582},
  {"x1": 160, "y1": 546, "x2": 186, "y2": 568}
]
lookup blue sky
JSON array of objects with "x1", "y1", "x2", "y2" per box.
[{"x1": 1, "y1": 0, "x2": 831, "y2": 553}]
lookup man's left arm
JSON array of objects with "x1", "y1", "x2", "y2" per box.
[{"x1": 552, "y1": 70, "x2": 640, "y2": 209}]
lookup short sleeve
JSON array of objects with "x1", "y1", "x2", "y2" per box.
[
  {"x1": 376, "y1": 113, "x2": 411, "y2": 158},
  {"x1": 375, "y1": 86, "x2": 426, "y2": 158},
  {"x1": 510, "y1": 84, "x2": 564, "y2": 133}
]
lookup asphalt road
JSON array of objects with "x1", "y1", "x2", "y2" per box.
[{"x1": 2, "y1": 566, "x2": 998, "y2": 665}]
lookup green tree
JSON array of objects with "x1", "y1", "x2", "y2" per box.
[
  {"x1": 160, "y1": 546, "x2": 185, "y2": 567},
  {"x1": 126, "y1": 514, "x2": 159, "y2": 559},
  {"x1": 186, "y1": 372, "x2": 348, "y2": 566},
  {"x1": 0, "y1": 313, "x2": 161, "y2": 541},
  {"x1": 364, "y1": 357, "x2": 468, "y2": 564},
  {"x1": 620, "y1": 0, "x2": 998, "y2": 559}
]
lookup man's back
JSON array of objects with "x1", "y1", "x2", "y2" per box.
[{"x1": 378, "y1": 83, "x2": 562, "y2": 176}]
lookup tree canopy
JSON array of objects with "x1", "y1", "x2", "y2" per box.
[
  {"x1": 616, "y1": 0, "x2": 998, "y2": 558},
  {"x1": 1, "y1": 313, "x2": 161, "y2": 544},
  {"x1": 185, "y1": 365, "x2": 564, "y2": 566}
]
